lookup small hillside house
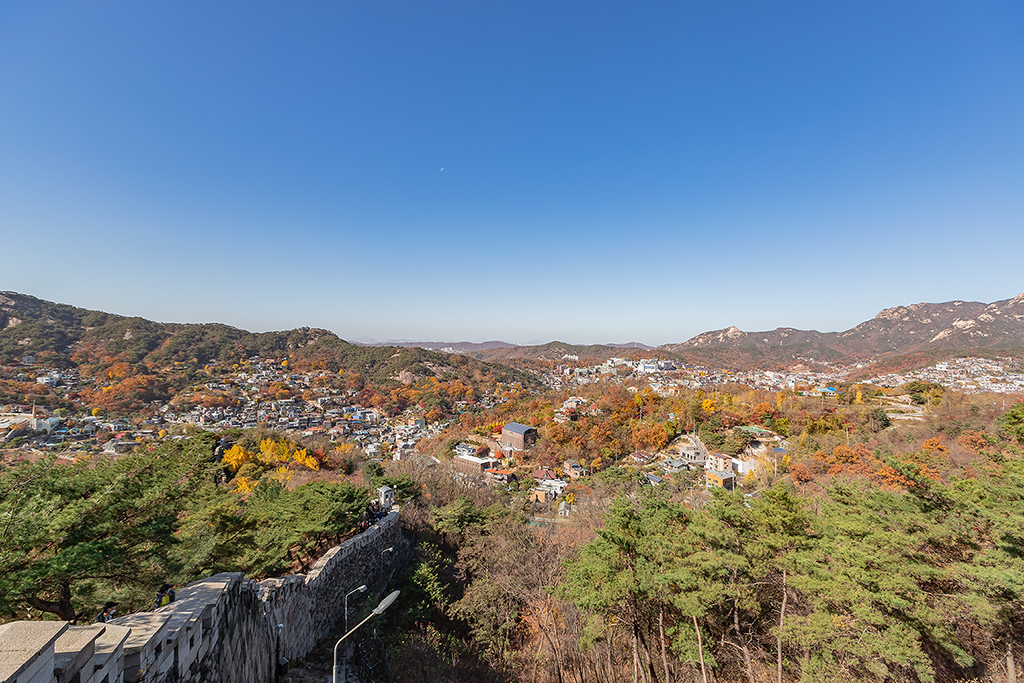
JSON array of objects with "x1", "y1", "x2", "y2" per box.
[{"x1": 501, "y1": 422, "x2": 539, "y2": 451}]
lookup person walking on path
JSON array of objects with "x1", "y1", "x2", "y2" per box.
[
  {"x1": 153, "y1": 584, "x2": 175, "y2": 609},
  {"x1": 94, "y1": 601, "x2": 118, "y2": 623}
]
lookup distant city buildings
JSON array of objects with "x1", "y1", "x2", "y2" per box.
[{"x1": 541, "y1": 354, "x2": 1024, "y2": 397}]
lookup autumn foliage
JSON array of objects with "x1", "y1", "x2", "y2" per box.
[{"x1": 222, "y1": 438, "x2": 320, "y2": 477}]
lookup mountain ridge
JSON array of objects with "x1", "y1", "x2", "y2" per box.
[
  {"x1": 4, "y1": 291, "x2": 1024, "y2": 374},
  {"x1": 662, "y1": 293, "x2": 1024, "y2": 358},
  {"x1": 0, "y1": 291, "x2": 538, "y2": 389}
]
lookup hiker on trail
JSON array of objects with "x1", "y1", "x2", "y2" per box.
[
  {"x1": 154, "y1": 583, "x2": 175, "y2": 609},
  {"x1": 95, "y1": 601, "x2": 118, "y2": 623}
]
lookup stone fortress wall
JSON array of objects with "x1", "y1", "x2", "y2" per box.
[{"x1": 1, "y1": 511, "x2": 404, "y2": 683}]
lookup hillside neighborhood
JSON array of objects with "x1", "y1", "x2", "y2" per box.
[
  {"x1": 4, "y1": 293, "x2": 1024, "y2": 683},
  {"x1": 5, "y1": 343, "x2": 1021, "y2": 519}
]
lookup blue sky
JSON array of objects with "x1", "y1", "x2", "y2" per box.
[{"x1": 2, "y1": 1, "x2": 1022, "y2": 345}]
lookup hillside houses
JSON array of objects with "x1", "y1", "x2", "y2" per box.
[
  {"x1": 705, "y1": 468, "x2": 737, "y2": 490},
  {"x1": 553, "y1": 396, "x2": 590, "y2": 423},
  {"x1": 702, "y1": 447, "x2": 765, "y2": 489},
  {"x1": 500, "y1": 422, "x2": 538, "y2": 451},
  {"x1": 453, "y1": 453, "x2": 500, "y2": 476},
  {"x1": 538, "y1": 351, "x2": 1023, "y2": 399},
  {"x1": 866, "y1": 356, "x2": 1024, "y2": 393},
  {"x1": 563, "y1": 459, "x2": 586, "y2": 479},
  {"x1": 0, "y1": 353, "x2": 460, "y2": 460},
  {"x1": 529, "y1": 468, "x2": 568, "y2": 502}
]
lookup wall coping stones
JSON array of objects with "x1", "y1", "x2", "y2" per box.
[
  {"x1": 93, "y1": 625, "x2": 131, "y2": 662},
  {"x1": 0, "y1": 621, "x2": 68, "y2": 683},
  {"x1": 54, "y1": 625, "x2": 103, "y2": 683}
]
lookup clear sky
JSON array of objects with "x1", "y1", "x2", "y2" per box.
[{"x1": 2, "y1": 1, "x2": 1022, "y2": 345}]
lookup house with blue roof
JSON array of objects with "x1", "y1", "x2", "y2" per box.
[{"x1": 501, "y1": 422, "x2": 539, "y2": 451}]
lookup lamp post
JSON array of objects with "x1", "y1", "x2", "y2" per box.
[
  {"x1": 380, "y1": 546, "x2": 394, "y2": 578},
  {"x1": 344, "y1": 585, "x2": 367, "y2": 633},
  {"x1": 332, "y1": 590, "x2": 400, "y2": 683}
]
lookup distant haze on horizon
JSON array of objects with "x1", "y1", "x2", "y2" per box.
[
  {"x1": 7, "y1": 288, "x2": 1024, "y2": 350},
  {"x1": 2, "y1": 2, "x2": 1021, "y2": 346}
]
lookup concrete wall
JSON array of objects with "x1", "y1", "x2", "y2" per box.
[{"x1": 1, "y1": 511, "x2": 403, "y2": 683}]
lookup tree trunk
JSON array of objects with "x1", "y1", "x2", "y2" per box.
[
  {"x1": 659, "y1": 607, "x2": 671, "y2": 683},
  {"x1": 570, "y1": 634, "x2": 585, "y2": 683},
  {"x1": 1008, "y1": 642, "x2": 1016, "y2": 683},
  {"x1": 590, "y1": 648, "x2": 604, "y2": 683},
  {"x1": 778, "y1": 570, "x2": 787, "y2": 683},
  {"x1": 30, "y1": 580, "x2": 76, "y2": 622},
  {"x1": 539, "y1": 612, "x2": 564, "y2": 683},
  {"x1": 544, "y1": 606, "x2": 577, "y2": 683},
  {"x1": 733, "y1": 604, "x2": 755, "y2": 683},
  {"x1": 638, "y1": 627, "x2": 657, "y2": 683},
  {"x1": 633, "y1": 631, "x2": 640, "y2": 683},
  {"x1": 693, "y1": 616, "x2": 709, "y2": 683},
  {"x1": 607, "y1": 631, "x2": 615, "y2": 683}
]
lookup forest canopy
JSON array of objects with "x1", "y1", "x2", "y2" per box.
[{"x1": 0, "y1": 435, "x2": 370, "y2": 622}]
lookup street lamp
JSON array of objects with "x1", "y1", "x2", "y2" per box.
[
  {"x1": 380, "y1": 546, "x2": 394, "y2": 577},
  {"x1": 332, "y1": 590, "x2": 400, "y2": 683},
  {"x1": 344, "y1": 585, "x2": 367, "y2": 633}
]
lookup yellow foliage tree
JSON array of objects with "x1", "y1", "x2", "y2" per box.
[
  {"x1": 223, "y1": 444, "x2": 255, "y2": 472},
  {"x1": 106, "y1": 362, "x2": 132, "y2": 380},
  {"x1": 259, "y1": 438, "x2": 290, "y2": 464},
  {"x1": 232, "y1": 476, "x2": 258, "y2": 494},
  {"x1": 292, "y1": 447, "x2": 319, "y2": 471}
]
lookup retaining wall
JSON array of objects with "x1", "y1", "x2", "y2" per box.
[{"x1": 1, "y1": 511, "x2": 403, "y2": 683}]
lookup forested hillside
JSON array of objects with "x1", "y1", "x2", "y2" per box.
[
  {"x1": 4, "y1": 289, "x2": 1024, "y2": 683},
  {"x1": 0, "y1": 433, "x2": 378, "y2": 623},
  {"x1": 4, "y1": 371, "x2": 1024, "y2": 682},
  {"x1": 370, "y1": 401, "x2": 1024, "y2": 683},
  {"x1": 0, "y1": 291, "x2": 538, "y2": 398}
]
